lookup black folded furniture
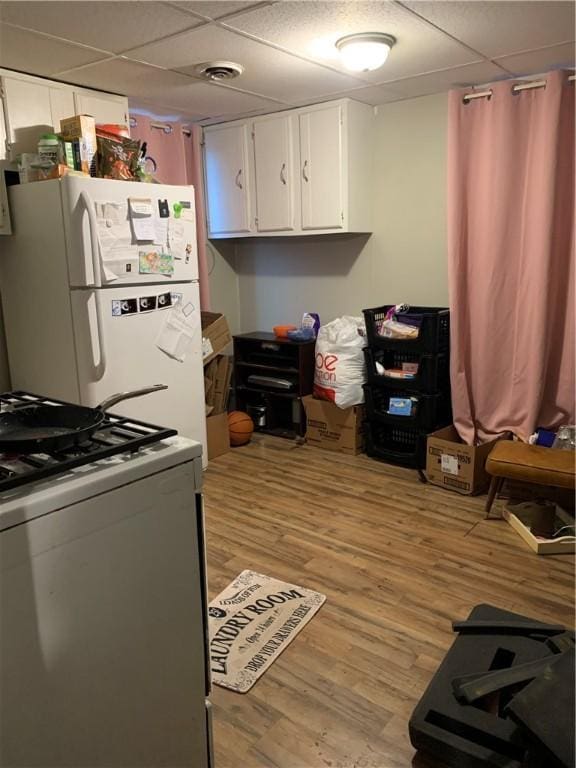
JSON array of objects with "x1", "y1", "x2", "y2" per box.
[{"x1": 409, "y1": 604, "x2": 575, "y2": 768}]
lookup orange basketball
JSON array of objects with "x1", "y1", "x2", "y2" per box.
[{"x1": 228, "y1": 411, "x2": 254, "y2": 447}]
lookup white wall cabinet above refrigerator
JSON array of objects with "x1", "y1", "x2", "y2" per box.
[
  {"x1": 0, "y1": 68, "x2": 129, "y2": 161},
  {"x1": 203, "y1": 99, "x2": 374, "y2": 239},
  {"x1": 74, "y1": 90, "x2": 128, "y2": 127}
]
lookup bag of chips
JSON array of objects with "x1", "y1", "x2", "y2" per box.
[{"x1": 96, "y1": 129, "x2": 140, "y2": 180}]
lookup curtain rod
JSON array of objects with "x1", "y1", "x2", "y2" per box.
[
  {"x1": 150, "y1": 122, "x2": 173, "y2": 134},
  {"x1": 140, "y1": 121, "x2": 191, "y2": 136},
  {"x1": 463, "y1": 73, "x2": 575, "y2": 103}
]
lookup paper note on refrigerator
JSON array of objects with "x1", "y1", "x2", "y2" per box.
[
  {"x1": 179, "y1": 201, "x2": 195, "y2": 222},
  {"x1": 154, "y1": 218, "x2": 169, "y2": 248},
  {"x1": 129, "y1": 197, "x2": 155, "y2": 241},
  {"x1": 96, "y1": 214, "x2": 139, "y2": 280},
  {"x1": 101, "y1": 201, "x2": 128, "y2": 225},
  {"x1": 156, "y1": 301, "x2": 199, "y2": 362},
  {"x1": 168, "y1": 219, "x2": 187, "y2": 260}
]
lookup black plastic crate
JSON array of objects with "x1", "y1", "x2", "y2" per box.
[
  {"x1": 364, "y1": 385, "x2": 452, "y2": 430},
  {"x1": 363, "y1": 348, "x2": 450, "y2": 393},
  {"x1": 365, "y1": 421, "x2": 428, "y2": 469},
  {"x1": 363, "y1": 305, "x2": 450, "y2": 353}
]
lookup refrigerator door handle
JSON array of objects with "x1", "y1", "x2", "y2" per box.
[
  {"x1": 79, "y1": 191, "x2": 101, "y2": 288},
  {"x1": 87, "y1": 291, "x2": 106, "y2": 376}
]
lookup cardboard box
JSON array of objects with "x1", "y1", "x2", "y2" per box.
[
  {"x1": 303, "y1": 395, "x2": 364, "y2": 455},
  {"x1": 59, "y1": 115, "x2": 97, "y2": 176},
  {"x1": 204, "y1": 355, "x2": 232, "y2": 411},
  {"x1": 426, "y1": 425, "x2": 501, "y2": 495},
  {"x1": 206, "y1": 412, "x2": 230, "y2": 460},
  {"x1": 201, "y1": 312, "x2": 231, "y2": 366},
  {"x1": 502, "y1": 502, "x2": 575, "y2": 556},
  {"x1": 213, "y1": 356, "x2": 232, "y2": 414},
  {"x1": 204, "y1": 349, "x2": 232, "y2": 461}
]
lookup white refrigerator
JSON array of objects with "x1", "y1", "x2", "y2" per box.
[{"x1": 0, "y1": 176, "x2": 207, "y2": 463}]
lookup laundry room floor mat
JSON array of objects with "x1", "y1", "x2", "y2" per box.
[{"x1": 208, "y1": 570, "x2": 326, "y2": 693}]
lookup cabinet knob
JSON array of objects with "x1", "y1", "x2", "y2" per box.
[
  {"x1": 302, "y1": 160, "x2": 309, "y2": 182},
  {"x1": 235, "y1": 169, "x2": 243, "y2": 189},
  {"x1": 280, "y1": 162, "x2": 287, "y2": 185}
]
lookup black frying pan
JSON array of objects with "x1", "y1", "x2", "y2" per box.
[{"x1": 0, "y1": 385, "x2": 167, "y2": 454}]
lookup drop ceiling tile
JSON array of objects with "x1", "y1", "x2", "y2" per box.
[
  {"x1": 198, "y1": 101, "x2": 290, "y2": 124},
  {"x1": 0, "y1": 22, "x2": 110, "y2": 77},
  {"x1": 170, "y1": 1, "x2": 268, "y2": 21},
  {"x1": 221, "y1": 1, "x2": 480, "y2": 82},
  {"x1": 56, "y1": 57, "x2": 283, "y2": 116},
  {"x1": 129, "y1": 98, "x2": 206, "y2": 123},
  {"x1": 125, "y1": 23, "x2": 363, "y2": 103},
  {"x1": 186, "y1": 82, "x2": 288, "y2": 117},
  {"x1": 55, "y1": 58, "x2": 195, "y2": 98},
  {"x1": 0, "y1": 1, "x2": 202, "y2": 54},
  {"x1": 494, "y1": 42, "x2": 575, "y2": 77},
  {"x1": 385, "y1": 61, "x2": 512, "y2": 98},
  {"x1": 291, "y1": 83, "x2": 403, "y2": 107},
  {"x1": 402, "y1": 1, "x2": 575, "y2": 59},
  {"x1": 319, "y1": 61, "x2": 510, "y2": 106}
]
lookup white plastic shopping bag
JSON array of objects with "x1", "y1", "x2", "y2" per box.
[{"x1": 313, "y1": 316, "x2": 366, "y2": 408}]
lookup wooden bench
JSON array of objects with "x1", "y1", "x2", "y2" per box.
[{"x1": 485, "y1": 441, "x2": 575, "y2": 518}]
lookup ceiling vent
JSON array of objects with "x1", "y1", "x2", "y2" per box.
[{"x1": 195, "y1": 61, "x2": 244, "y2": 81}]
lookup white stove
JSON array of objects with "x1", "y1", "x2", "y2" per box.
[{"x1": 0, "y1": 425, "x2": 213, "y2": 767}]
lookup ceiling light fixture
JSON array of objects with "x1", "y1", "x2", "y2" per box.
[{"x1": 335, "y1": 32, "x2": 396, "y2": 73}]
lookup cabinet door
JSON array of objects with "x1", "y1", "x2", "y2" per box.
[
  {"x1": 74, "y1": 92, "x2": 128, "y2": 127},
  {"x1": 2, "y1": 77, "x2": 54, "y2": 157},
  {"x1": 49, "y1": 87, "x2": 75, "y2": 131},
  {"x1": 299, "y1": 105, "x2": 344, "y2": 230},
  {"x1": 204, "y1": 123, "x2": 252, "y2": 236},
  {"x1": 253, "y1": 115, "x2": 294, "y2": 232}
]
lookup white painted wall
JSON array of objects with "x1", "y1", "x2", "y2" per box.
[
  {"x1": 209, "y1": 92, "x2": 449, "y2": 332},
  {"x1": 205, "y1": 240, "x2": 240, "y2": 335}
]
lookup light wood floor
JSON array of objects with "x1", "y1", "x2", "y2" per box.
[{"x1": 203, "y1": 436, "x2": 575, "y2": 768}]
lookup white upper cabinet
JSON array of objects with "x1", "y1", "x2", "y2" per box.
[
  {"x1": 74, "y1": 92, "x2": 128, "y2": 126},
  {"x1": 204, "y1": 123, "x2": 253, "y2": 236},
  {"x1": 48, "y1": 88, "x2": 76, "y2": 135},
  {"x1": 1, "y1": 77, "x2": 60, "y2": 158},
  {"x1": 0, "y1": 70, "x2": 129, "y2": 161},
  {"x1": 204, "y1": 99, "x2": 373, "y2": 239},
  {"x1": 253, "y1": 114, "x2": 294, "y2": 233},
  {"x1": 299, "y1": 104, "x2": 344, "y2": 231}
]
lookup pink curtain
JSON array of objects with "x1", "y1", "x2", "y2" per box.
[
  {"x1": 447, "y1": 70, "x2": 575, "y2": 444},
  {"x1": 130, "y1": 116, "x2": 211, "y2": 309},
  {"x1": 130, "y1": 115, "x2": 188, "y2": 185}
]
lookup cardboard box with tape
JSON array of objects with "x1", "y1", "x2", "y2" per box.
[
  {"x1": 202, "y1": 309, "x2": 232, "y2": 461},
  {"x1": 303, "y1": 395, "x2": 364, "y2": 455},
  {"x1": 205, "y1": 354, "x2": 232, "y2": 460},
  {"x1": 201, "y1": 312, "x2": 231, "y2": 365},
  {"x1": 426, "y1": 425, "x2": 501, "y2": 495}
]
